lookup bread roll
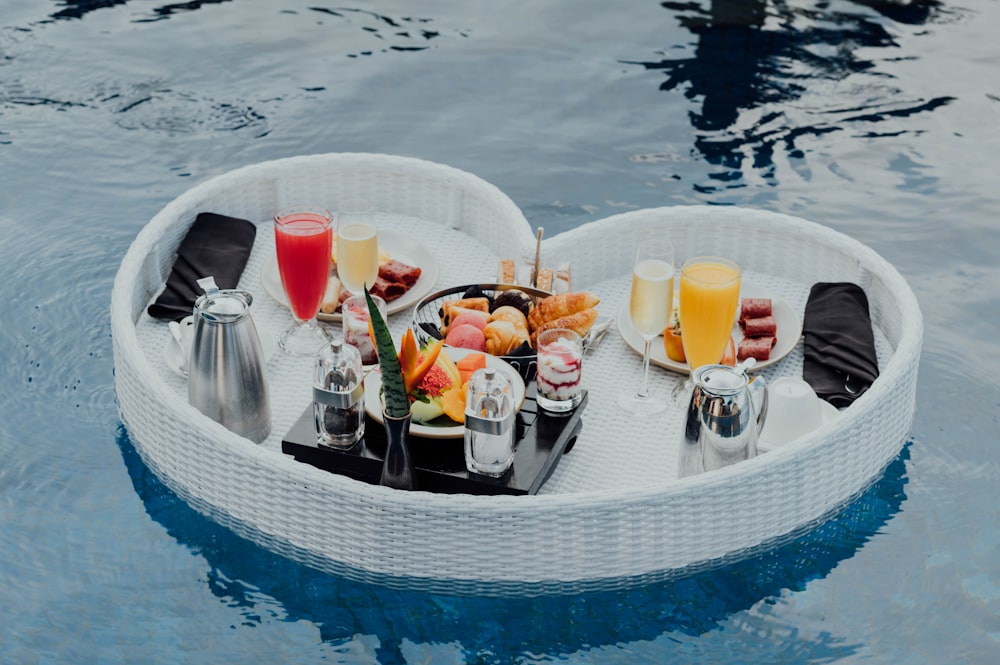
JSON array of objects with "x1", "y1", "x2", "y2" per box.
[
  {"x1": 489, "y1": 305, "x2": 530, "y2": 341},
  {"x1": 484, "y1": 320, "x2": 522, "y2": 356}
]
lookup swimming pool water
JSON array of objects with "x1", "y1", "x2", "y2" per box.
[{"x1": 2, "y1": 1, "x2": 998, "y2": 662}]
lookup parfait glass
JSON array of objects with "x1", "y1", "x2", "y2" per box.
[
  {"x1": 335, "y1": 198, "x2": 379, "y2": 295},
  {"x1": 618, "y1": 241, "x2": 675, "y2": 415},
  {"x1": 273, "y1": 206, "x2": 334, "y2": 355}
]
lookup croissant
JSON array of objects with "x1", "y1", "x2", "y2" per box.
[
  {"x1": 530, "y1": 308, "x2": 599, "y2": 347},
  {"x1": 484, "y1": 320, "x2": 523, "y2": 356},
  {"x1": 528, "y1": 292, "x2": 601, "y2": 332}
]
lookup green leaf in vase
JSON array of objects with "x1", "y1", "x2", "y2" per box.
[{"x1": 365, "y1": 286, "x2": 409, "y2": 418}]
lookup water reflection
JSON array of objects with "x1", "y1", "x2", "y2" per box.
[
  {"x1": 48, "y1": 0, "x2": 449, "y2": 56},
  {"x1": 628, "y1": 0, "x2": 952, "y2": 188},
  {"x1": 49, "y1": 0, "x2": 233, "y2": 21},
  {"x1": 117, "y1": 425, "x2": 910, "y2": 659}
]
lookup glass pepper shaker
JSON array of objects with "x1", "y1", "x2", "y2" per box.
[
  {"x1": 464, "y1": 367, "x2": 516, "y2": 477},
  {"x1": 313, "y1": 339, "x2": 365, "y2": 448}
]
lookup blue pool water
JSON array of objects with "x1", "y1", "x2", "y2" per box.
[{"x1": 2, "y1": 0, "x2": 998, "y2": 662}]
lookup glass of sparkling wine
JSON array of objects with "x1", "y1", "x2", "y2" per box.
[
  {"x1": 679, "y1": 256, "x2": 741, "y2": 370},
  {"x1": 273, "y1": 206, "x2": 334, "y2": 356},
  {"x1": 335, "y1": 199, "x2": 379, "y2": 295},
  {"x1": 618, "y1": 241, "x2": 675, "y2": 415}
]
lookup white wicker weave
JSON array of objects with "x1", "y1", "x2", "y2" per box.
[{"x1": 111, "y1": 153, "x2": 922, "y2": 594}]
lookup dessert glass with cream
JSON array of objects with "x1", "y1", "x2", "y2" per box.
[
  {"x1": 535, "y1": 328, "x2": 584, "y2": 413},
  {"x1": 341, "y1": 293, "x2": 384, "y2": 366}
]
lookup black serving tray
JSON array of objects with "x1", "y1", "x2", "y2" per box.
[{"x1": 281, "y1": 390, "x2": 587, "y2": 495}]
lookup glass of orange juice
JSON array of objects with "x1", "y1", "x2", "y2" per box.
[{"x1": 678, "y1": 256, "x2": 741, "y2": 371}]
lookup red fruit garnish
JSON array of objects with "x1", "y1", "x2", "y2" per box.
[{"x1": 415, "y1": 364, "x2": 451, "y2": 398}]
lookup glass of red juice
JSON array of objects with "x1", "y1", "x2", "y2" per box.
[{"x1": 273, "y1": 205, "x2": 334, "y2": 355}]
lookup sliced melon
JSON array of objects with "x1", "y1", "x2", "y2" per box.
[{"x1": 409, "y1": 396, "x2": 445, "y2": 423}]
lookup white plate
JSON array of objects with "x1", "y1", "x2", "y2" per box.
[
  {"x1": 758, "y1": 399, "x2": 840, "y2": 453},
  {"x1": 261, "y1": 229, "x2": 440, "y2": 322},
  {"x1": 363, "y1": 348, "x2": 526, "y2": 440},
  {"x1": 163, "y1": 316, "x2": 278, "y2": 378},
  {"x1": 616, "y1": 289, "x2": 802, "y2": 375}
]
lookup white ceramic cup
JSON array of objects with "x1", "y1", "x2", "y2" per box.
[{"x1": 759, "y1": 377, "x2": 823, "y2": 447}]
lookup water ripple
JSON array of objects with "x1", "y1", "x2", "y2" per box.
[{"x1": 110, "y1": 88, "x2": 271, "y2": 136}]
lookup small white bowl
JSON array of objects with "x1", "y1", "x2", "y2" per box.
[{"x1": 758, "y1": 377, "x2": 839, "y2": 452}]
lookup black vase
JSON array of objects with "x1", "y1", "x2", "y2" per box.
[{"x1": 380, "y1": 411, "x2": 417, "y2": 491}]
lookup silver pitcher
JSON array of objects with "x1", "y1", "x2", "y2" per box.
[
  {"x1": 188, "y1": 277, "x2": 271, "y2": 443},
  {"x1": 678, "y1": 360, "x2": 768, "y2": 478}
]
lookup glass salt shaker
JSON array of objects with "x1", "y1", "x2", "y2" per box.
[
  {"x1": 313, "y1": 339, "x2": 365, "y2": 448},
  {"x1": 464, "y1": 367, "x2": 516, "y2": 477}
]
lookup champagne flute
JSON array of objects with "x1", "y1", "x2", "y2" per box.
[
  {"x1": 335, "y1": 199, "x2": 379, "y2": 295},
  {"x1": 679, "y1": 256, "x2": 741, "y2": 370},
  {"x1": 273, "y1": 206, "x2": 334, "y2": 355},
  {"x1": 618, "y1": 242, "x2": 675, "y2": 415}
]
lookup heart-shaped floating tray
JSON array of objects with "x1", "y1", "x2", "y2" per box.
[{"x1": 113, "y1": 153, "x2": 921, "y2": 593}]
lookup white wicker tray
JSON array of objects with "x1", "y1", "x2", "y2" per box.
[{"x1": 111, "y1": 153, "x2": 922, "y2": 594}]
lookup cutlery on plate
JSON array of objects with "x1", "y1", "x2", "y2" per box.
[{"x1": 584, "y1": 316, "x2": 612, "y2": 354}]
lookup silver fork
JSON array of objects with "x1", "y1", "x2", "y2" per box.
[{"x1": 583, "y1": 316, "x2": 612, "y2": 354}]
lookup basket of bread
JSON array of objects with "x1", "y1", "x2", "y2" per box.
[{"x1": 411, "y1": 284, "x2": 601, "y2": 382}]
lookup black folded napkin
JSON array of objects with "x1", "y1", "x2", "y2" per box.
[
  {"x1": 147, "y1": 212, "x2": 257, "y2": 321},
  {"x1": 802, "y1": 282, "x2": 879, "y2": 408}
]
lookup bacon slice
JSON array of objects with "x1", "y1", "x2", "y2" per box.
[
  {"x1": 737, "y1": 335, "x2": 776, "y2": 361},
  {"x1": 379, "y1": 259, "x2": 422, "y2": 287},
  {"x1": 740, "y1": 314, "x2": 777, "y2": 338},
  {"x1": 370, "y1": 276, "x2": 408, "y2": 302},
  {"x1": 332, "y1": 259, "x2": 422, "y2": 309},
  {"x1": 739, "y1": 298, "x2": 772, "y2": 323}
]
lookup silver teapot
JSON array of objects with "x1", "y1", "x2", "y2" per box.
[
  {"x1": 678, "y1": 360, "x2": 768, "y2": 478},
  {"x1": 188, "y1": 277, "x2": 271, "y2": 443}
]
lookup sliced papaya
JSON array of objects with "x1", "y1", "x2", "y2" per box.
[
  {"x1": 455, "y1": 352, "x2": 487, "y2": 385},
  {"x1": 440, "y1": 383, "x2": 468, "y2": 424}
]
